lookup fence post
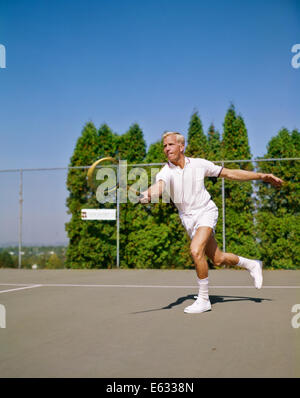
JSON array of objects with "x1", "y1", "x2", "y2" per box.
[
  {"x1": 221, "y1": 161, "x2": 226, "y2": 253},
  {"x1": 18, "y1": 169, "x2": 23, "y2": 269}
]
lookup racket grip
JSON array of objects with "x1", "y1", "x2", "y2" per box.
[{"x1": 138, "y1": 194, "x2": 148, "y2": 202}]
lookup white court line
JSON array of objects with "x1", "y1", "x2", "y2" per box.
[
  {"x1": 0, "y1": 283, "x2": 299, "y2": 289},
  {"x1": 0, "y1": 284, "x2": 42, "y2": 294},
  {"x1": 0, "y1": 283, "x2": 33, "y2": 286}
]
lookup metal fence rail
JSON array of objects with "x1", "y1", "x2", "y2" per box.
[{"x1": 0, "y1": 157, "x2": 299, "y2": 268}]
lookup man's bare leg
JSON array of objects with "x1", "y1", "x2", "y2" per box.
[
  {"x1": 184, "y1": 226, "x2": 213, "y2": 314},
  {"x1": 189, "y1": 226, "x2": 214, "y2": 279},
  {"x1": 204, "y1": 233, "x2": 239, "y2": 267},
  {"x1": 205, "y1": 234, "x2": 263, "y2": 289}
]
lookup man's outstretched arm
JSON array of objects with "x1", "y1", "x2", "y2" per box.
[
  {"x1": 139, "y1": 180, "x2": 166, "y2": 203},
  {"x1": 219, "y1": 168, "x2": 284, "y2": 188}
]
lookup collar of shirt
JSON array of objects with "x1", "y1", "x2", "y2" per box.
[{"x1": 168, "y1": 156, "x2": 190, "y2": 170}]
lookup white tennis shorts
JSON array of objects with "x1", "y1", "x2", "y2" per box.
[{"x1": 180, "y1": 200, "x2": 219, "y2": 239}]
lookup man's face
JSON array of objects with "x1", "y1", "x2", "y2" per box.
[{"x1": 163, "y1": 135, "x2": 184, "y2": 163}]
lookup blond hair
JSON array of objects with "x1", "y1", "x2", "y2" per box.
[{"x1": 162, "y1": 131, "x2": 185, "y2": 146}]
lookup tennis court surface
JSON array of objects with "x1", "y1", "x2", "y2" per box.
[{"x1": 0, "y1": 268, "x2": 299, "y2": 378}]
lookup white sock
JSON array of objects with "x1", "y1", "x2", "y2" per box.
[
  {"x1": 237, "y1": 256, "x2": 256, "y2": 271},
  {"x1": 197, "y1": 277, "x2": 209, "y2": 301}
]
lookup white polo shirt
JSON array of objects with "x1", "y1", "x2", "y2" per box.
[{"x1": 155, "y1": 157, "x2": 223, "y2": 216}]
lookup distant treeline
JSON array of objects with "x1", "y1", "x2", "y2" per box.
[{"x1": 0, "y1": 246, "x2": 66, "y2": 269}]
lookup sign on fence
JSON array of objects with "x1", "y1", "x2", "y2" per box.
[{"x1": 81, "y1": 209, "x2": 116, "y2": 221}]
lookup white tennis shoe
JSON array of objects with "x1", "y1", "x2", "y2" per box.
[
  {"x1": 184, "y1": 298, "x2": 211, "y2": 314},
  {"x1": 249, "y1": 260, "x2": 263, "y2": 289}
]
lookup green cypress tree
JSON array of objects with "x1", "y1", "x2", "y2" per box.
[
  {"x1": 89, "y1": 123, "x2": 119, "y2": 268},
  {"x1": 291, "y1": 129, "x2": 300, "y2": 153},
  {"x1": 222, "y1": 104, "x2": 252, "y2": 161},
  {"x1": 205, "y1": 123, "x2": 223, "y2": 260},
  {"x1": 185, "y1": 112, "x2": 208, "y2": 158},
  {"x1": 98, "y1": 123, "x2": 118, "y2": 158},
  {"x1": 145, "y1": 141, "x2": 165, "y2": 164},
  {"x1": 207, "y1": 123, "x2": 221, "y2": 161},
  {"x1": 221, "y1": 105, "x2": 259, "y2": 259},
  {"x1": 256, "y1": 128, "x2": 300, "y2": 268},
  {"x1": 66, "y1": 122, "x2": 98, "y2": 268},
  {"x1": 118, "y1": 123, "x2": 146, "y2": 163},
  {"x1": 117, "y1": 124, "x2": 148, "y2": 267},
  {"x1": 65, "y1": 122, "x2": 118, "y2": 269},
  {"x1": 66, "y1": 122, "x2": 100, "y2": 203}
]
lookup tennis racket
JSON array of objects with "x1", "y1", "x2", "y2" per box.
[{"x1": 87, "y1": 156, "x2": 118, "y2": 193}]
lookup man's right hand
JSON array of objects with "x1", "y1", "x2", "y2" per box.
[
  {"x1": 139, "y1": 181, "x2": 164, "y2": 203},
  {"x1": 139, "y1": 192, "x2": 149, "y2": 203}
]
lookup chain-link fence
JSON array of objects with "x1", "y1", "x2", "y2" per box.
[{"x1": 0, "y1": 158, "x2": 299, "y2": 269}]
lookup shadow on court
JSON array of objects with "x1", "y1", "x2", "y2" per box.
[{"x1": 131, "y1": 294, "x2": 272, "y2": 314}]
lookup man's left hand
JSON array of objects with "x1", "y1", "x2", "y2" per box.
[{"x1": 261, "y1": 173, "x2": 284, "y2": 187}]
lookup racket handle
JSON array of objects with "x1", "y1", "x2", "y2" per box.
[{"x1": 138, "y1": 194, "x2": 148, "y2": 203}]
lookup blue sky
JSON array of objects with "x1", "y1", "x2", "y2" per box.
[
  {"x1": 0, "y1": 0, "x2": 299, "y2": 245},
  {"x1": 0, "y1": 0, "x2": 299, "y2": 169}
]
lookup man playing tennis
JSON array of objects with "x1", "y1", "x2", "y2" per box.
[{"x1": 139, "y1": 131, "x2": 283, "y2": 314}]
